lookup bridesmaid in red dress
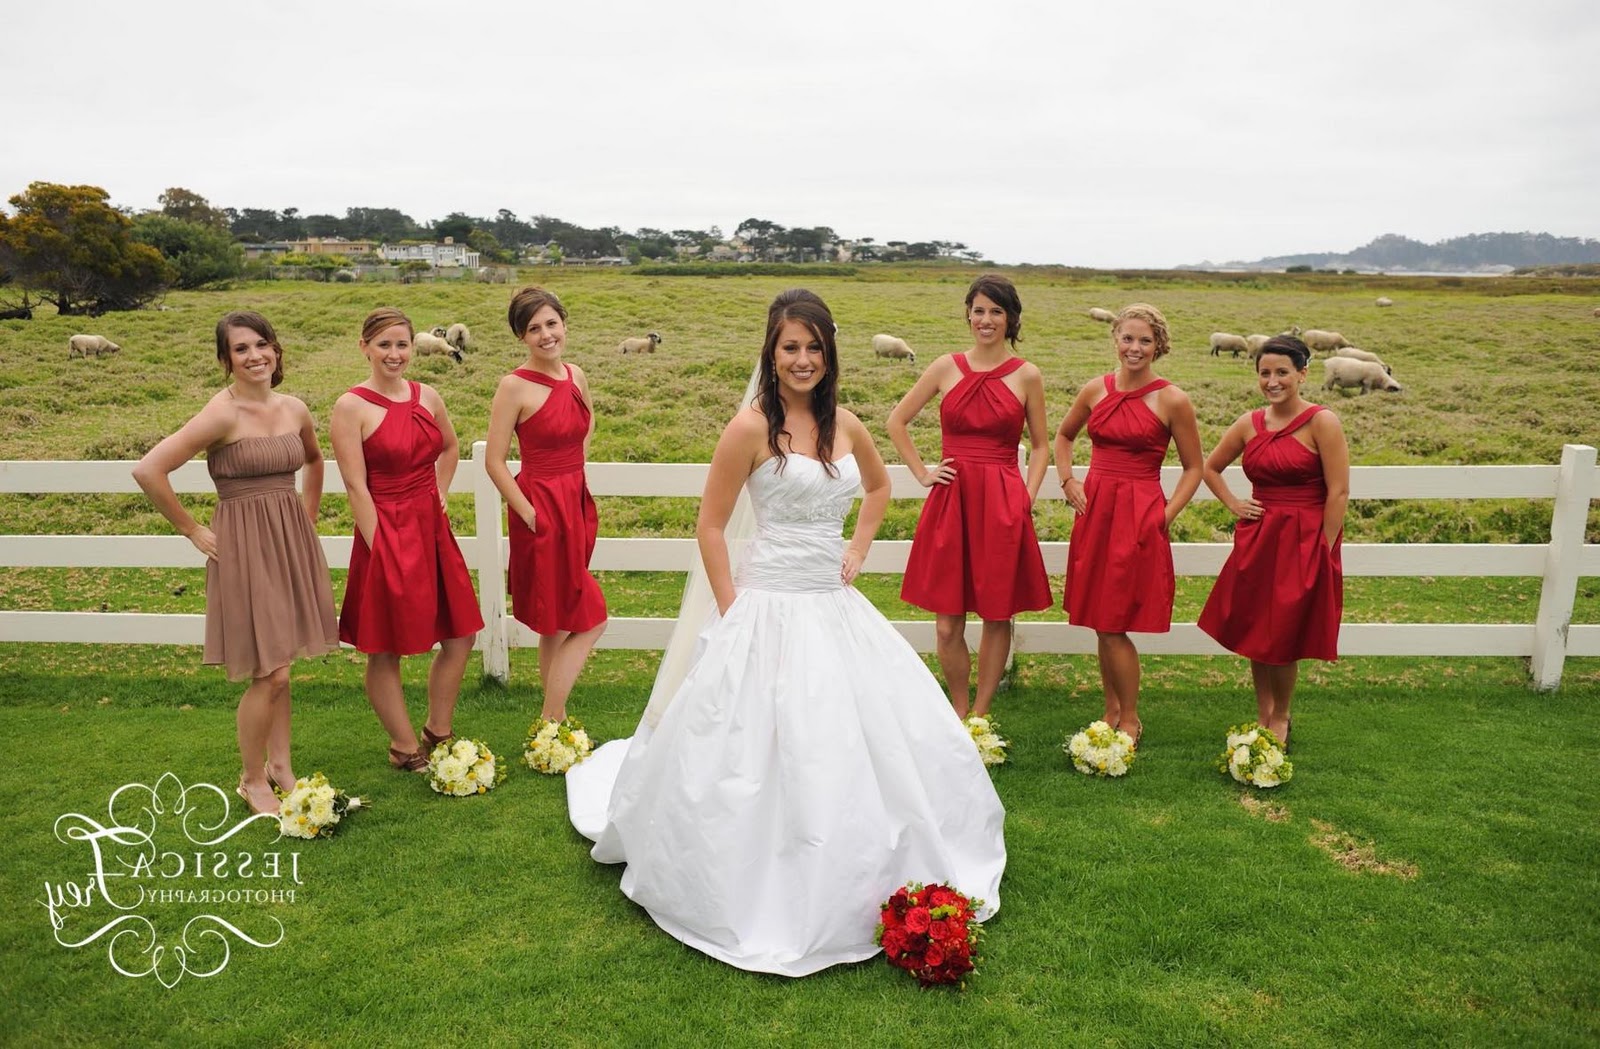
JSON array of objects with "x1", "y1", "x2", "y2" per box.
[
  {"x1": 331, "y1": 307, "x2": 484, "y2": 772},
  {"x1": 485, "y1": 286, "x2": 608, "y2": 720},
  {"x1": 889, "y1": 274, "x2": 1052, "y2": 718},
  {"x1": 1199, "y1": 335, "x2": 1348, "y2": 751},
  {"x1": 1055, "y1": 303, "x2": 1203, "y2": 748}
]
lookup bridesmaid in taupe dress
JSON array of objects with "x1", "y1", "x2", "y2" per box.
[{"x1": 134, "y1": 311, "x2": 337, "y2": 816}]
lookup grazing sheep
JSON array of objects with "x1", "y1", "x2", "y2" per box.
[
  {"x1": 871, "y1": 333, "x2": 916, "y2": 362},
  {"x1": 618, "y1": 331, "x2": 662, "y2": 354},
  {"x1": 68, "y1": 334, "x2": 121, "y2": 358},
  {"x1": 1210, "y1": 332, "x2": 1250, "y2": 358},
  {"x1": 1592, "y1": 306, "x2": 1600, "y2": 317},
  {"x1": 1331, "y1": 346, "x2": 1392, "y2": 375},
  {"x1": 0, "y1": 306, "x2": 31, "y2": 321},
  {"x1": 414, "y1": 331, "x2": 463, "y2": 362},
  {"x1": 1086, "y1": 307, "x2": 1116, "y2": 323},
  {"x1": 1323, "y1": 356, "x2": 1401, "y2": 394},
  {"x1": 1302, "y1": 329, "x2": 1353, "y2": 353},
  {"x1": 445, "y1": 322, "x2": 472, "y2": 353},
  {"x1": 430, "y1": 326, "x2": 449, "y2": 339},
  {"x1": 1375, "y1": 296, "x2": 1394, "y2": 307}
]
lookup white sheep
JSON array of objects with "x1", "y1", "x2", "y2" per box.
[
  {"x1": 414, "y1": 331, "x2": 463, "y2": 362},
  {"x1": 68, "y1": 335, "x2": 121, "y2": 358},
  {"x1": 445, "y1": 323, "x2": 471, "y2": 353},
  {"x1": 1210, "y1": 332, "x2": 1249, "y2": 358},
  {"x1": 1302, "y1": 329, "x2": 1353, "y2": 353},
  {"x1": 1592, "y1": 306, "x2": 1599, "y2": 317},
  {"x1": 1331, "y1": 346, "x2": 1384, "y2": 364},
  {"x1": 618, "y1": 332, "x2": 662, "y2": 354},
  {"x1": 1086, "y1": 307, "x2": 1116, "y2": 323},
  {"x1": 871, "y1": 334, "x2": 916, "y2": 362},
  {"x1": 430, "y1": 325, "x2": 449, "y2": 339},
  {"x1": 1323, "y1": 356, "x2": 1401, "y2": 394},
  {"x1": 1375, "y1": 297, "x2": 1394, "y2": 307}
]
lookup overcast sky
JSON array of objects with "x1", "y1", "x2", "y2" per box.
[{"x1": 10, "y1": 0, "x2": 1598, "y2": 267}]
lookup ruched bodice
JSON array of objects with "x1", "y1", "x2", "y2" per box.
[
  {"x1": 1244, "y1": 407, "x2": 1329, "y2": 508},
  {"x1": 207, "y1": 432, "x2": 302, "y2": 499},
  {"x1": 738, "y1": 454, "x2": 859, "y2": 594},
  {"x1": 939, "y1": 355, "x2": 1027, "y2": 464},
  {"x1": 348, "y1": 382, "x2": 442, "y2": 499},
  {"x1": 1086, "y1": 375, "x2": 1171, "y2": 478}
]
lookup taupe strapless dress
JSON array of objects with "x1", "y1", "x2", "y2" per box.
[{"x1": 204, "y1": 433, "x2": 338, "y2": 681}]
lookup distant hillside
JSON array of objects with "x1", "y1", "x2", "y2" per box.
[{"x1": 1185, "y1": 232, "x2": 1600, "y2": 273}]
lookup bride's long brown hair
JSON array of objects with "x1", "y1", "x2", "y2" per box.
[{"x1": 757, "y1": 289, "x2": 840, "y2": 477}]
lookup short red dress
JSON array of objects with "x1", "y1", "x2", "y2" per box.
[
  {"x1": 1199, "y1": 406, "x2": 1342, "y2": 664},
  {"x1": 901, "y1": 354, "x2": 1052, "y2": 620},
  {"x1": 1063, "y1": 375, "x2": 1175, "y2": 633},
  {"x1": 508, "y1": 365, "x2": 607, "y2": 635},
  {"x1": 338, "y1": 382, "x2": 483, "y2": 655}
]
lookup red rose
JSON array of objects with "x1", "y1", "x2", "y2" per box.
[
  {"x1": 882, "y1": 928, "x2": 908, "y2": 958},
  {"x1": 924, "y1": 943, "x2": 946, "y2": 968},
  {"x1": 887, "y1": 888, "x2": 911, "y2": 914},
  {"x1": 929, "y1": 919, "x2": 957, "y2": 942},
  {"x1": 904, "y1": 907, "x2": 931, "y2": 934},
  {"x1": 928, "y1": 886, "x2": 959, "y2": 908},
  {"x1": 880, "y1": 907, "x2": 902, "y2": 929}
]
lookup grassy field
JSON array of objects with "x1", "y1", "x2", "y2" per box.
[{"x1": 3, "y1": 267, "x2": 1599, "y2": 1045}]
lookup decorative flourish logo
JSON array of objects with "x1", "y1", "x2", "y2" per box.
[{"x1": 42, "y1": 772, "x2": 301, "y2": 987}]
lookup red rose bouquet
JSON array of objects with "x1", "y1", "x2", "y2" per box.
[{"x1": 875, "y1": 882, "x2": 984, "y2": 987}]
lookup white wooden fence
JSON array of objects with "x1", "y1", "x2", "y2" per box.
[{"x1": 1, "y1": 442, "x2": 1596, "y2": 690}]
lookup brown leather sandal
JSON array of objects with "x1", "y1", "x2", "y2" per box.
[
  {"x1": 388, "y1": 746, "x2": 429, "y2": 773},
  {"x1": 420, "y1": 726, "x2": 453, "y2": 756}
]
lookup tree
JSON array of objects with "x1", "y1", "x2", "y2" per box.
[
  {"x1": 466, "y1": 228, "x2": 514, "y2": 263},
  {"x1": 488, "y1": 209, "x2": 536, "y2": 249},
  {"x1": 158, "y1": 187, "x2": 230, "y2": 231},
  {"x1": 735, "y1": 218, "x2": 784, "y2": 260},
  {"x1": 433, "y1": 212, "x2": 476, "y2": 242},
  {"x1": 0, "y1": 182, "x2": 170, "y2": 314},
  {"x1": 131, "y1": 213, "x2": 243, "y2": 288},
  {"x1": 303, "y1": 214, "x2": 342, "y2": 238},
  {"x1": 343, "y1": 207, "x2": 419, "y2": 242}
]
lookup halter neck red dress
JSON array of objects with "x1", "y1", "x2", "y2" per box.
[
  {"x1": 508, "y1": 365, "x2": 607, "y2": 635},
  {"x1": 1064, "y1": 374, "x2": 1175, "y2": 633},
  {"x1": 1199, "y1": 406, "x2": 1342, "y2": 664},
  {"x1": 901, "y1": 354, "x2": 1052, "y2": 619},
  {"x1": 338, "y1": 381, "x2": 483, "y2": 655}
]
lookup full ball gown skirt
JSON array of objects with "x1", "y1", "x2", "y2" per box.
[
  {"x1": 337, "y1": 382, "x2": 483, "y2": 655},
  {"x1": 566, "y1": 454, "x2": 1006, "y2": 977},
  {"x1": 506, "y1": 365, "x2": 607, "y2": 635},
  {"x1": 1199, "y1": 406, "x2": 1343, "y2": 664},
  {"x1": 204, "y1": 433, "x2": 338, "y2": 681},
  {"x1": 900, "y1": 354, "x2": 1053, "y2": 619},
  {"x1": 1064, "y1": 375, "x2": 1175, "y2": 633}
]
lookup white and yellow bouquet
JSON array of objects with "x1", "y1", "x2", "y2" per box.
[
  {"x1": 1064, "y1": 720, "x2": 1136, "y2": 777},
  {"x1": 523, "y1": 716, "x2": 595, "y2": 775},
  {"x1": 1218, "y1": 723, "x2": 1292, "y2": 788},
  {"x1": 277, "y1": 772, "x2": 365, "y2": 839},
  {"x1": 963, "y1": 715, "x2": 1009, "y2": 768},
  {"x1": 427, "y1": 737, "x2": 508, "y2": 797}
]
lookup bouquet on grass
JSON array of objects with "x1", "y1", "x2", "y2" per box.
[
  {"x1": 962, "y1": 715, "x2": 1008, "y2": 768},
  {"x1": 427, "y1": 737, "x2": 508, "y2": 796},
  {"x1": 876, "y1": 882, "x2": 984, "y2": 988},
  {"x1": 523, "y1": 716, "x2": 595, "y2": 774},
  {"x1": 1218, "y1": 723, "x2": 1293, "y2": 788},
  {"x1": 1064, "y1": 720, "x2": 1136, "y2": 777},
  {"x1": 277, "y1": 772, "x2": 365, "y2": 839}
]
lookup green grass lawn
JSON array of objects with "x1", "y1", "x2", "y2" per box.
[{"x1": 3, "y1": 645, "x2": 1598, "y2": 1047}]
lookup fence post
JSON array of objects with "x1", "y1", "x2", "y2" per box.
[
  {"x1": 1530, "y1": 443, "x2": 1596, "y2": 691},
  {"x1": 472, "y1": 441, "x2": 510, "y2": 682}
]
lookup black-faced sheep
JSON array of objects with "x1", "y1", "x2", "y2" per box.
[
  {"x1": 872, "y1": 334, "x2": 916, "y2": 362},
  {"x1": 618, "y1": 332, "x2": 662, "y2": 354},
  {"x1": 445, "y1": 323, "x2": 471, "y2": 354},
  {"x1": 1087, "y1": 307, "x2": 1116, "y2": 323},
  {"x1": 1375, "y1": 297, "x2": 1394, "y2": 307},
  {"x1": 414, "y1": 331, "x2": 463, "y2": 362},
  {"x1": 1210, "y1": 332, "x2": 1249, "y2": 357},
  {"x1": 68, "y1": 335, "x2": 121, "y2": 358},
  {"x1": 1323, "y1": 356, "x2": 1401, "y2": 394},
  {"x1": 430, "y1": 326, "x2": 449, "y2": 339},
  {"x1": 1302, "y1": 329, "x2": 1353, "y2": 353}
]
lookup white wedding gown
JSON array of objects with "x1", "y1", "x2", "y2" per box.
[{"x1": 566, "y1": 453, "x2": 1006, "y2": 977}]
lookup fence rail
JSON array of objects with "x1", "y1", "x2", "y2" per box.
[{"x1": 1, "y1": 443, "x2": 1596, "y2": 689}]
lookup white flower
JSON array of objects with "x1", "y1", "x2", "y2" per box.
[
  {"x1": 1254, "y1": 766, "x2": 1281, "y2": 787},
  {"x1": 1232, "y1": 746, "x2": 1251, "y2": 768},
  {"x1": 571, "y1": 730, "x2": 591, "y2": 751},
  {"x1": 1265, "y1": 748, "x2": 1285, "y2": 768},
  {"x1": 1240, "y1": 730, "x2": 1259, "y2": 746},
  {"x1": 451, "y1": 739, "x2": 477, "y2": 762}
]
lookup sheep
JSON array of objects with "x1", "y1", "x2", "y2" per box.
[
  {"x1": 430, "y1": 325, "x2": 448, "y2": 339},
  {"x1": 1592, "y1": 306, "x2": 1600, "y2": 317},
  {"x1": 68, "y1": 334, "x2": 121, "y2": 358},
  {"x1": 1375, "y1": 296, "x2": 1394, "y2": 307},
  {"x1": 1302, "y1": 329, "x2": 1353, "y2": 353},
  {"x1": 413, "y1": 331, "x2": 463, "y2": 362},
  {"x1": 871, "y1": 333, "x2": 916, "y2": 362},
  {"x1": 1331, "y1": 346, "x2": 1392, "y2": 375},
  {"x1": 332, "y1": 269, "x2": 357, "y2": 283},
  {"x1": 618, "y1": 331, "x2": 662, "y2": 354},
  {"x1": 445, "y1": 323, "x2": 472, "y2": 354},
  {"x1": 1086, "y1": 307, "x2": 1116, "y2": 323},
  {"x1": 1323, "y1": 356, "x2": 1401, "y2": 394},
  {"x1": 1209, "y1": 332, "x2": 1249, "y2": 358}
]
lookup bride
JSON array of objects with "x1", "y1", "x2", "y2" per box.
[{"x1": 566, "y1": 289, "x2": 1006, "y2": 977}]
